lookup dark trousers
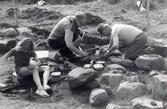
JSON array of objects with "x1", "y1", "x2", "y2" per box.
[
  {"x1": 123, "y1": 33, "x2": 147, "y2": 60},
  {"x1": 48, "y1": 38, "x2": 76, "y2": 59}
]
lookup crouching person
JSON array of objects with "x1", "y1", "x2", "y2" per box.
[
  {"x1": 47, "y1": 13, "x2": 88, "y2": 61},
  {"x1": 97, "y1": 23, "x2": 147, "y2": 60},
  {"x1": 3, "y1": 38, "x2": 51, "y2": 97}
]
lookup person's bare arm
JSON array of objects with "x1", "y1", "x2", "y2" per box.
[
  {"x1": 65, "y1": 29, "x2": 87, "y2": 57},
  {"x1": 34, "y1": 54, "x2": 41, "y2": 66},
  {"x1": 3, "y1": 48, "x2": 15, "y2": 59},
  {"x1": 103, "y1": 26, "x2": 120, "y2": 58},
  {"x1": 108, "y1": 27, "x2": 119, "y2": 52},
  {"x1": 48, "y1": 26, "x2": 57, "y2": 39}
]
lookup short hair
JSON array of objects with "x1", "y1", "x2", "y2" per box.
[
  {"x1": 97, "y1": 23, "x2": 105, "y2": 35},
  {"x1": 75, "y1": 13, "x2": 86, "y2": 23},
  {"x1": 15, "y1": 38, "x2": 34, "y2": 52}
]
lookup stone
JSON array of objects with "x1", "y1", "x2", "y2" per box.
[
  {"x1": 125, "y1": 74, "x2": 149, "y2": 84},
  {"x1": 109, "y1": 57, "x2": 135, "y2": 67},
  {"x1": 16, "y1": 31, "x2": 35, "y2": 41},
  {"x1": 106, "y1": 103, "x2": 120, "y2": 109},
  {"x1": 28, "y1": 26, "x2": 50, "y2": 37},
  {"x1": 100, "y1": 73, "x2": 123, "y2": 94},
  {"x1": 147, "y1": 37, "x2": 167, "y2": 57},
  {"x1": 85, "y1": 80, "x2": 100, "y2": 89},
  {"x1": 135, "y1": 54, "x2": 167, "y2": 71},
  {"x1": 131, "y1": 96, "x2": 164, "y2": 109},
  {"x1": 105, "y1": 64, "x2": 126, "y2": 74},
  {"x1": 89, "y1": 88, "x2": 109, "y2": 106},
  {"x1": 116, "y1": 81, "x2": 147, "y2": 100},
  {"x1": 110, "y1": 49, "x2": 122, "y2": 57},
  {"x1": 147, "y1": 74, "x2": 167, "y2": 100},
  {"x1": 0, "y1": 23, "x2": 16, "y2": 29},
  {"x1": 106, "y1": 103, "x2": 132, "y2": 109},
  {"x1": 0, "y1": 39, "x2": 17, "y2": 53},
  {"x1": 149, "y1": 70, "x2": 160, "y2": 78},
  {"x1": 16, "y1": 27, "x2": 32, "y2": 34},
  {"x1": 68, "y1": 67, "x2": 97, "y2": 88},
  {"x1": 0, "y1": 28, "x2": 18, "y2": 38}
]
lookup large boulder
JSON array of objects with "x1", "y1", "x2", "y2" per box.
[
  {"x1": 21, "y1": 7, "x2": 64, "y2": 23},
  {"x1": 116, "y1": 81, "x2": 147, "y2": 100},
  {"x1": 105, "y1": 64, "x2": 126, "y2": 74},
  {"x1": 131, "y1": 96, "x2": 164, "y2": 109},
  {"x1": 135, "y1": 54, "x2": 167, "y2": 71},
  {"x1": 148, "y1": 74, "x2": 167, "y2": 100},
  {"x1": 89, "y1": 88, "x2": 109, "y2": 106},
  {"x1": 147, "y1": 38, "x2": 167, "y2": 57},
  {"x1": 100, "y1": 73, "x2": 123, "y2": 94},
  {"x1": 0, "y1": 28, "x2": 18, "y2": 38},
  {"x1": 85, "y1": 79, "x2": 100, "y2": 89},
  {"x1": 68, "y1": 67, "x2": 97, "y2": 88},
  {"x1": 125, "y1": 74, "x2": 149, "y2": 84}
]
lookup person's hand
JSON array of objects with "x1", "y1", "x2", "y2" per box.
[
  {"x1": 37, "y1": 61, "x2": 42, "y2": 66},
  {"x1": 81, "y1": 51, "x2": 88, "y2": 57},
  {"x1": 74, "y1": 36, "x2": 83, "y2": 47},
  {"x1": 78, "y1": 28, "x2": 85, "y2": 37},
  {"x1": 30, "y1": 59, "x2": 41, "y2": 66},
  {"x1": 103, "y1": 49, "x2": 112, "y2": 58}
]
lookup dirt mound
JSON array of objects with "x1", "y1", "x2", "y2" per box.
[
  {"x1": 21, "y1": 7, "x2": 64, "y2": 23},
  {"x1": 28, "y1": 26, "x2": 50, "y2": 38},
  {"x1": 85, "y1": 13, "x2": 105, "y2": 25}
]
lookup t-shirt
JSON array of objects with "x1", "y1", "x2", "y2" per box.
[
  {"x1": 7, "y1": 48, "x2": 36, "y2": 67},
  {"x1": 48, "y1": 16, "x2": 75, "y2": 40}
]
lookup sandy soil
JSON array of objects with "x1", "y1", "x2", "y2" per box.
[{"x1": 0, "y1": 0, "x2": 167, "y2": 109}]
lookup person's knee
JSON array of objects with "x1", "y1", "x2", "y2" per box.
[
  {"x1": 29, "y1": 64, "x2": 39, "y2": 70},
  {"x1": 44, "y1": 66, "x2": 49, "y2": 70},
  {"x1": 43, "y1": 66, "x2": 50, "y2": 72}
]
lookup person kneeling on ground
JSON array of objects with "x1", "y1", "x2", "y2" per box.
[
  {"x1": 47, "y1": 13, "x2": 88, "y2": 62},
  {"x1": 3, "y1": 38, "x2": 51, "y2": 97},
  {"x1": 97, "y1": 23, "x2": 147, "y2": 60}
]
